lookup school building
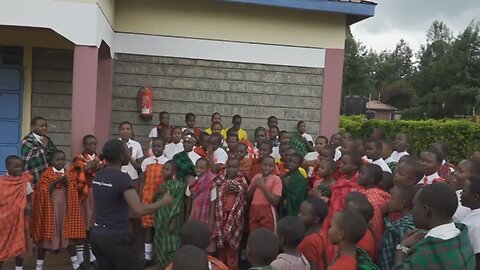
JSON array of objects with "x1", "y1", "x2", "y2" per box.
[{"x1": 0, "y1": 0, "x2": 376, "y2": 172}]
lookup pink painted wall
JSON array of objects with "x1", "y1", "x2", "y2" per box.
[
  {"x1": 320, "y1": 48, "x2": 345, "y2": 138},
  {"x1": 70, "y1": 43, "x2": 113, "y2": 156},
  {"x1": 95, "y1": 42, "x2": 113, "y2": 148}
]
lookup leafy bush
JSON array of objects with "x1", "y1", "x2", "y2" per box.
[{"x1": 339, "y1": 115, "x2": 480, "y2": 164}]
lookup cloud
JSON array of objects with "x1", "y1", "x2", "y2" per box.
[{"x1": 351, "y1": 0, "x2": 480, "y2": 52}]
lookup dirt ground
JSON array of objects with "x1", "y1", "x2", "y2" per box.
[{"x1": 2, "y1": 222, "x2": 155, "y2": 270}]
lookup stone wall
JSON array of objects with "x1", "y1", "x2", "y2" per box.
[
  {"x1": 112, "y1": 54, "x2": 323, "y2": 149},
  {"x1": 31, "y1": 48, "x2": 73, "y2": 158}
]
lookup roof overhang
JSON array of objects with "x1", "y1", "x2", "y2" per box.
[{"x1": 219, "y1": 0, "x2": 376, "y2": 25}]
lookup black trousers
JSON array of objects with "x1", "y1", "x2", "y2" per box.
[{"x1": 90, "y1": 232, "x2": 142, "y2": 270}]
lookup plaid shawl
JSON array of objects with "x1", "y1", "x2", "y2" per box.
[
  {"x1": 357, "y1": 248, "x2": 380, "y2": 270},
  {"x1": 194, "y1": 147, "x2": 208, "y2": 158},
  {"x1": 20, "y1": 132, "x2": 57, "y2": 185},
  {"x1": 214, "y1": 175, "x2": 248, "y2": 249},
  {"x1": 69, "y1": 153, "x2": 101, "y2": 202},
  {"x1": 439, "y1": 162, "x2": 455, "y2": 179},
  {"x1": 281, "y1": 169, "x2": 308, "y2": 217},
  {"x1": 321, "y1": 173, "x2": 362, "y2": 261},
  {"x1": 173, "y1": 151, "x2": 196, "y2": 182},
  {"x1": 392, "y1": 223, "x2": 475, "y2": 270},
  {"x1": 289, "y1": 133, "x2": 309, "y2": 156},
  {"x1": 0, "y1": 173, "x2": 30, "y2": 260},
  {"x1": 379, "y1": 215, "x2": 415, "y2": 270},
  {"x1": 32, "y1": 167, "x2": 85, "y2": 243},
  {"x1": 361, "y1": 188, "x2": 391, "y2": 249},
  {"x1": 141, "y1": 162, "x2": 164, "y2": 228},
  {"x1": 189, "y1": 171, "x2": 217, "y2": 223},
  {"x1": 239, "y1": 158, "x2": 253, "y2": 182}
]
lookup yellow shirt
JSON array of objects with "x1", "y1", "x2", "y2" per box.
[
  {"x1": 204, "y1": 128, "x2": 227, "y2": 139},
  {"x1": 204, "y1": 127, "x2": 248, "y2": 140}
]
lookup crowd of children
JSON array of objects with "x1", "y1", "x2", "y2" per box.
[{"x1": 2, "y1": 112, "x2": 480, "y2": 270}]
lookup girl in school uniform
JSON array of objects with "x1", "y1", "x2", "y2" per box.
[
  {"x1": 118, "y1": 121, "x2": 144, "y2": 195},
  {"x1": 33, "y1": 150, "x2": 85, "y2": 270}
]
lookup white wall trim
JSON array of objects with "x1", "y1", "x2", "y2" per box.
[
  {"x1": 114, "y1": 32, "x2": 325, "y2": 68},
  {"x1": 0, "y1": 0, "x2": 114, "y2": 55}
]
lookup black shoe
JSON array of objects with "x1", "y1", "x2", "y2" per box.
[
  {"x1": 79, "y1": 262, "x2": 93, "y2": 270},
  {"x1": 143, "y1": 259, "x2": 155, "y2": 269}
]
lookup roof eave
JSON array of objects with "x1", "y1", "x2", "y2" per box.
[{"x1": 219, "y1": 0, "x2": 376, "y2": 25}]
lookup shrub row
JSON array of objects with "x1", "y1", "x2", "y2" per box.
[{"x1": 339, "y1": 115, "x2": 480, "y2": 164}]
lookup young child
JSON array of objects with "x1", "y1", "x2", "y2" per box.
[
  {"x1": 164, "y1": 127, "x2": 184, "y2": 160},
  {"x1": 321, "y1": 153, "x2": 363, "y2": 260},
  {"x1": 382, "y1": 140, "x2": 398, "y2": 173},
  {"x1": 154, "y1": 161, "x2": 186, "y2": 270},
  {"x1": 276, "y1": 146, "x2": 293, "y2": 177},
  {"x1": 471, "y1": 150, "x2": 480, "y2": 162},
  {"x1": 249, "y1": 141, "x2": 278, "y2": 181},
  {"x1": 298, "y1": 198, "x2": 328, "y2": 270},
  {"x1": 419, "y1": 149, "x2": 445, "y2": 185},
  {"x1": 165, "y1": 221, "x2": 227, "y2": 270},
  {"x1": 297, "y1": 121, "x2": 314, "y2": 146},
  {"x1": 290, "y1": 125, "x2": 312, "y2": 157},
  {"x1": 248, "y1": 156, "x2": 282, "y2": 233},
  {"x1": 149, "y1": 111, "x2": 171, "y2": 138},
  {"x1": 183, "y1": 112, "x2": 202, "y2": 139},
  {"x1": 247, "y1": 228, "x2": 280, "y2": 270},
  {"x1": 0, "y1": 156, "x2": 33, "y2": 270},
  {"x1": 357, "y1": 163, "x2": 391, "y2": 249},
  {"x1": 271, "y1": 216, "x2": 310, "y2": 270},
  {"x1": 304, "y1": 137, "x2": 330, "y2": 177},
  {"x1": 140, "y1": 137, "x2": 169, "y2": 267},
  {"x1": 310, "y1": 159, "x2": 336, "y2": 202},
  {"x1": 211, "y1": 122, "x2": 224, "y2": 137},
  {"x1": 236, "y1": 142, "x2": 253, "y2": 180},
  {"x1": 269, "y1": 126, "x2": 280, "y2": 148},
  {"x1": 21, "y1": 116, "x2": 57, "y2": 185},
  {"x1": 214, "y1": 158, "x2": 249, "y2": 270},
  {"x1": 330, "y1": 133, "x2": 342, "y2": 161},
  {"x1": 255, "y1": 127, "x2": 268, "y2": 147},
  {"x1": 225, "y1": 132, "x2": 239, "y2": 153},
  {"x1": 327, "y1": 210, "x2": 368, "y2": 270},
  {"x1": 172, "y1": 245, "x2": 209, "y2": 270},
  {"x1": 186, "y1": 158, "x2": 217, "y2": 252},
  {"x1": 33, "y1": 150, "x2": 85, "y2": 270},
  {"x1": 281, "y1": 153, "x2": 308, "y2": 217},
  {"x1": 432, "y1": 142, "x2": 455, "y2": 179},
  {"x1": 205, "y1": 112, "x2": 227, "y2": 139},
  {"x1": 208, "y1": 133, "x2": 228, "y2": 173},
  {"x1": 119, "y1": 121, "x2": 144, "y2": 194},
  {"x1": 393, "y1": 183, "x2": 474, "y2": 268},
  {"x1": 344, "y1": 192, "x2": 376, "y2": 260},
  {"x1": 393, "y1": 158, "x2": 424, "y2": 186},
  {"x1": 391, "y1": 133, "x2": 410, "y2": 162},
  {"x1": 69, "y1": 135, "x2": 102, "y2": 266},
  {"x1": 229, "y1": 115, "x2": 248, "y2": 141},
  {"x1": 449, "y1": 159, "x2": 480, "y2": 222},
  {"x1": 267, "y1": 116, "x2": 279, "y2": 130},
  {"x1": 365, "y1": 139, "x2": 392, "y2": 173},
  {"x1": 195, "y1": 132, "x2": 210, "y2": 158},
  {"x1": 278, "y1": 130, "x2": 290, "y2": 146},
  {"x1": 379, "y1": 184, "x2": 416, "y2": 270},
  {"x1": 172, "y1": 134, "x2": 201, "y2": 183},
  {"x1": 459, "y1": 175, "x2": 480, "y2": 266}
]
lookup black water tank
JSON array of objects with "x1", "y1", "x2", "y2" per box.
[{"x1": 344, "y1": 95, "x2": 367, "y2": 115}]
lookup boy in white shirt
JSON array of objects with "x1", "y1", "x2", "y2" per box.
[
  {"x1": 297, "y1": 121, "x2": 314, "y2": 146},
  {"x1": 164, "y1": 127, "x2": 184, "y2": 160},
  {"x1": 119, "y1": 121, "x2": 144, "y2": 191},
  {"x1": 459, "y1": 175, "x2": 480, "y2": 265},
  {"x1": 391, "y1": 133, "x2": 410, "y2": 162},
  {"x1": 365, "y1": 139, "x2": 391, "y2": 173}
]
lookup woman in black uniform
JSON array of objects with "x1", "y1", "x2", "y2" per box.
[{"x1": 90, "y1": 139, "x2": 172, "y2": 270}]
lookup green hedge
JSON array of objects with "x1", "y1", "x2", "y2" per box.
[{"x1": 339, "y1": 115, "x2": 480, "y2": 164}]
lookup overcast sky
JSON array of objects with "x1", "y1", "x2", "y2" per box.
[{"x1": 351, "y1": 0, "x2": 480, "y2": 53}]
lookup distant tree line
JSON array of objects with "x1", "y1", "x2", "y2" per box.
[{"x1": 343, "y1": 20, "x2": 480, "y2": 119}]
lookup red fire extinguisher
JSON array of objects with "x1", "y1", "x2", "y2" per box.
[{"x1": 137, "y1": 86, "x2": 153, "y2": 120}]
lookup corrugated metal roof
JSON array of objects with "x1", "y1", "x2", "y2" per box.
[{"x1": 366, "y1": 101, "x2": 398, "y2": 111}]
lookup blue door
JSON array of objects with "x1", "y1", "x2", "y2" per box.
[{"x1": 0, "y1": 66, "x2": 23, "y2": 174}]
